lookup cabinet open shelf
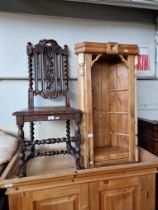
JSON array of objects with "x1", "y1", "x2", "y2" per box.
[{"x1": 94, "y1": 146, "x2": 129, "y2": 166}]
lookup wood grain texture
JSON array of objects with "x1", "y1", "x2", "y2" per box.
[
  {"x1": 75, "y1": 42, "x2": 139, "y2": 55},
  {"x1": 1, "y1": 149, "x2": 158, "y2": 210},
  {"x1": 139, "y1": 174, "x2": 155, "y2": 210},
  {"x1": 90, "y1": 177, "x2": 141, "y2": 210},
  {"x1": 91, "y1": 58, "x2": 130, "y2": 165},
  {"x1": 84, "y1": 54, "x2": 94, "y2": 168},
  {"x1": 0, "y1": 151, "x2": 18, "y2": 180},
  {"x1": 8, "y1": 184, "x2": 88, "y2": 210},
  {"x1": 34, "y1": 195, "x2": 78, "y2": 210},
  {"x1": 128, "y1": 55, "x2": 137, "y2": 162},
  {"x1": 77, "y1": 54, "x2": 94, "y2": 168},
  {"x1": 76, "y1": 42, "x2": 138, "y2": 167},
  {"x1": 94, "y1": 147, "x2": 129, "y2": 162}
]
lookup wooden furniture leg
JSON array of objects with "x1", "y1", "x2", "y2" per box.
[
  {"x1": 30, "y1": 122, "x2": 35, "y2": 154},
  {"x1": 66, "y1": 120, "x2": 76, "y2": 155},
  {"x1": 75, "y1": 119, "x2": 81, "y2": 169},
  {"x1": 17, "y1": 124, "x2": 26, "y2": 177}
]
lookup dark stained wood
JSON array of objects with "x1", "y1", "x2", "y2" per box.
[
  {"x1": 138, "y1": 117, "x2": 158, "y2": 210},
  {"x1": 17, "y1": 124, "x2": 25, "y2": 177},
  {"x1": 13, "y1": 106, "x2": 81, "y2": 116},
  {"x1": 30, "y1": 122, "x2": 35, "y2": 153},
  {"x1": 12, "y1": 39, "x2": 82, "y2": 177},
  {"x1": 138, "y1": 117, "x2": 158, "y2": 155},
  {"x1": 27, "y1": 40, "x2": 69, "y2": 105}
]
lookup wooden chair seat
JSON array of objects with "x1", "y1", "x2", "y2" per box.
[{"x1": 13, "y1": 106, "x2": 82, "y2": 122}]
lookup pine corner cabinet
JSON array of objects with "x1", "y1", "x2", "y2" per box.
[{"x1": 75, "y1": 42, "x2": 139, "y2": 168}]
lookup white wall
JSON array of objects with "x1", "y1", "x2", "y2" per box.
[
  {"x1": 137, "y1": 80, "x2": 158, "y2": 120},
  {"x1": 0, "y1": 12, "x2": 156, "y2": 78},
  {"x1": 0, "y1": 12, "x2": 157, "y2": 138}
]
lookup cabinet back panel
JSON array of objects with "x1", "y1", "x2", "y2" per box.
[{"x1": 92, "y1": 61, "x2": 129, "y2": 149}]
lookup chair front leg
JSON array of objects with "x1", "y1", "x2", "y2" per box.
[
  {"x1": 75, "y1": 118, "x2": 81, "y2": 169},
  {"x1": 17, "y1": 123, "x2": 26, "y2": 177},
  {"x1": 66, "y1": 120, "x2": 76, "y2": 155}
]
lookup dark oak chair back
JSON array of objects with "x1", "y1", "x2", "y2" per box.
[{"x1": 27, "y1": 39, "x2": 70, "y2": 108}]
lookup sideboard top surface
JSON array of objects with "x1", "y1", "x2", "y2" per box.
[{"x1": 0, "y1": 148, "x2": 158, "y2": 193}]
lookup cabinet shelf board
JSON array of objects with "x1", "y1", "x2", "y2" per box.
[{"x1": 94, "y1": 146, "x2": 129, "y2": 162}]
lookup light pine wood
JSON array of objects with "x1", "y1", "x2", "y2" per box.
[
  {"x1": 94, "y1": 147, "x2": 129, "y2": 166},
  {"x1": 0, "y1": 151, "x2": 18, "y2": 179},
  {"x1": 35, "y1": 195, "x2": 78, "y2": 210},
  {"x1": 90, "y1": 177, "x2": 141, "y2": 210},
  {"x1": 76, "y1": 42, "x2": 138, "y2": 168},
  {"x1": 1, "y1": 148, "x2": 157, "y2": 210},
  {"x1": 77, "y1": 53, "x2": 94, "y2": 168},
  {"x1": 8, "y1": 194, "x2": 22, "y2": 210},
  {"x1": 33, "y1": 184, "x2": 88, "y2": 210},
  {"x1": 8, "y1": 191, "x2": 34, "y2": 210},
  {"x1": 139, "y1": 174, "x2": 155, "y2": 210},
  {"x1": 0, "y1": 148, "x2": 157, "y2": 189},
  {"x1": 8, "y1": 184, "x2": 89, "y2": 210},
  {"x1": 75, "y1": 42, "x2": 138, "y2": 55},
  {"x1": 128, "y1": 55, "x2": 138, "y2": 161},
  {"x1": 77, "y1": 54, "x2": 89, "y2": 168},
  {"x1": 85, "y1": 54, "x2": 94, "y2": 168}
]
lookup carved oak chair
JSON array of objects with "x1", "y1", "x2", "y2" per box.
[{"x1": 13, "y1": 39, "x2": 82, "y2": 177}]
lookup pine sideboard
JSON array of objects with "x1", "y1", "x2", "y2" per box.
[{"x1": 0, "y1": 148, "x2": 158, "y2": 210}]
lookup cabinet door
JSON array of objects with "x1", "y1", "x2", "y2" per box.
[
  {"x1": 33, "y1": 184, "x2": 88, "y2": 210},
  {"x1": 35, "y1": 195, "x2": 79, "y2": 210},
  {"x1": 8, "y1": 183, "x2": 89, "y2": 210},
  {"x1": 90, "y1": 177, "x2": 141, "y2": 210}
]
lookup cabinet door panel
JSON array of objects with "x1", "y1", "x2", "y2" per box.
[
  {"x1": 90, "y1": 177, "x2": 141, "y2": 210},
  {"x1": 34, "y1": 195, "x2": 78, "y2": 210},
  {"x1": 11, "y1": 184, "x2": 89, "y2": 210},
  {"x1": 101, "y1": 187, "x2": 137, "y2": 210},
  {"x1": 32, "y1": 184, "x2": 88, "y2": 210}
]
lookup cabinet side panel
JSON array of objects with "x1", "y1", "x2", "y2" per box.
[
  {"x1": 140, "y1": 174, "x2": 155, "y2": 210},
  {"x1": 128, "y1": 55, "x2": 137, "y2": 161},
  {"x1": 8, "y1": 194, "x2": 22, "y2": 210},
  {"x1": 8, "y1": 192, "x2": 33, "y2": 210}
]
